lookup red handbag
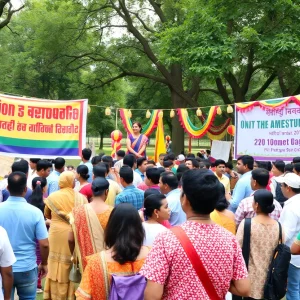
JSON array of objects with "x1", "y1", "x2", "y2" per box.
[{"x1": 171, "y1": 226, "x2": 221, "y2": 300}]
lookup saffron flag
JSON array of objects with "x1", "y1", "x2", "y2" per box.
[
  {"x1": 154, "y1": 112, "x2": 166, "y2": 162},
  {"x1": 0, "y1": 94, "x2": 88, "y2": 158}
]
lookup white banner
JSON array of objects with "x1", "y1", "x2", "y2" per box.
[{"x1": 234, "y1": 102, "x2": 300, "y2": 161}]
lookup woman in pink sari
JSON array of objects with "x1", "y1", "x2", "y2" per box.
[{"x1": 126, "y1": 122, "x2": 148, "y2": 158}]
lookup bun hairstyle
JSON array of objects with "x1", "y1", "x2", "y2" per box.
[
  {"x1": 144, "y1": 194, "x2": 166, "y2": 218},
  {"x1": 91, "y1": 177, "x2": 109, "y2": 197},
  {"x1": 76, "y1": 165, "x2": 90, "y2": 181},
  {"x1": 254, "y1": 189, "x2": 275, "y2": 214},
  {"x1": 132, "y1": 121, "x2": 142, "y2": 133}
]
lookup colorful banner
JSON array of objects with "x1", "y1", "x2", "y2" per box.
[
  {"x1": 0, "y1": 94, "x2": 88, "y2": 158},
  {"x1": 119, "y1": 109, "x2": 159, "y2": 137},
  {"x1": 235, "y1": 97, "x2": 300, "y2": 161},
  {"x1": 154, "y1": 113, "x2": 166, "y2": 162}
]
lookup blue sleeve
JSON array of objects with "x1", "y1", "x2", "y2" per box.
[
  {"x1": 48, "y1": 181, "x2": 59, "y2": 195},
  {"x1": 115, "y1": 195, "x2": 122, "y2": 206},
  {"x1": 35, "y1": 210, "x2": 48, "y2": 240},
  {"x1": 2, "y1": 189, "x2": 9, "y2": 202},
  {"x1": 229, "y1": 182, "x2": 246, "y2": 212}
]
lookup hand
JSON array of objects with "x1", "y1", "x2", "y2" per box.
[{"x1": 38, "y1": 264, "x2": 48, "y2": 279}]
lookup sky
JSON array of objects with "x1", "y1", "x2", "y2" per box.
[{"x1": 11, "y1": 0, "x2": 25, "y2": 9}]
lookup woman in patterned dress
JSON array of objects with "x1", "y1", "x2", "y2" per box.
[
  {"x1": 141, "y1": 169, "x2": 250, "y2": 300},
  {"x1": 236, "y1": 190, "x2": 284, "y2": 299},
  {"x1": 126, "y1": 122, "x2": 148, "y2": 158}
]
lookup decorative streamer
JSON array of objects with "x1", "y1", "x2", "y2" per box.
[
  {"x1": 177, "y1": 106, "x2": 218, "y2": 138},
  {"x1": 154, "y1": 112, "x2": 166, "y2": 162},
  {"x1": 111, "y1": 130, "x2": 123, "y2": 158},
  {"x1": 119, "y1": 109, "x2": 160, "y2": 137}
]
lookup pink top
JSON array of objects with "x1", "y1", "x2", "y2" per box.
[
  {"x1": 140, "y1": 222, "x2": 248, "y2": 299},
  {"x1": 137, "y1": 182, "x2": 160, "y2": 191}
]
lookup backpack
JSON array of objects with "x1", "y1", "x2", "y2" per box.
[
  {"x1": 264, "y1": 222, "x2": 291, "y2": 300},
  {"x1": 109, "y1": 273, "x2": 146, "y2": 300}
]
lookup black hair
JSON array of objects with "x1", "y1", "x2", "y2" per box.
[
  {"x1": 256, "y1": 161, "x2": 272, "y2": 172},
  {"x1": 252, "y1": 168, "x2": 270, "y2": 187},
  {"x1": 293, "y1": 157, "x2": 300, "y2": 164},
  {"x1": 294, "y1": 163, "x2": 300, "y2": 174},
  {"x1": 254, "y1": 190, "x2": 275, "y2": 214},
  {"x1": 30, "y1": 158, "x2": 41, "y2": 164},
  {"x1": 67, "y1": 165, "x2": 74, "y2": 170},
  {"x1": 237, "y1": 155, "x2": 254, "y2": 170},
  {"x1": 92, "y1": 177, "x2": 109, "y2": 197},
  {"x1": 206, "y1": 150, "x2": 211, "y2": 155},
  {"x1": 132, "y1": 121, "x2": 142, "y2": 133},
  {"x1": 102, "y1": 156, "x2": 114, "y2": 168},
  {"x1": 12, "y1": 159, "x2": 29, "y2": 174},
  {"x1": 93, "y1": 166, "x2": 107, "y2": 178},
  {"x1": 285, "y1": 163, "x2": 294, "y2": 173},
  {"x1": 157, "y1": 167, "x2": 166, "y2": 174},
  {"x1": 167, "y1": 153, "x2": 176, "y2": 161},
  {"x1": 225, "y1": 162, "x2": 233, "y2": 170},
  {"x1": 54, "y1": 157, "x2": 65, "y2": 170},
  {"x1": 97, "y1": 162, "x2": 110, "y2": 173},
  {"x1": 214, "y1": 159, "x2": 226, "y2": 167},
  {"x1": 8, "y1": 171, "x2": 27, "y2": 196},
  {"x1": 105, "y1": 203, "x2": 144, "y2": 264},
  {"x1": 186, "y1": 153, "x2": 196, "y2": 158},
  {"x1": 186, "y1": 158, "x2": 199, "y2": 168},
  {"x1": 176, "y1": 164, "x2": 189, "y2": 183},
  {"x1": 91, "y1": 155, "x2": 102, "y2": 166},
  {"x1": 272, "y1": 160, "x2": 285, "y2": 174},
  {"x1": 144, "y1": 194, "x2": 166, "y2": 218},
  {"x1": 76, "y1": 165, "x2": 90, "y2": 181},
  {"x1": 182, "y1": 169, "x2": 219, "y2": 214},
  {"x1": 123, "y1": 154, "x2": 136, "y2": 169},
  {"x1": 137, "y1": 157, "x2": 147, "y2": 167},
  {"x1": 82, "y1": 148, "x2": 92, "y2": 160},
  {"x1": 146, "y1": 167, "x2": 160, "y2": 184},
  {"x1": 147, "y1": 160, "x2": 156, "y2": 166},
  {"x1": 163, "y1": 160, "x2": 173, "y2": 168},
  {"x1": 30, "y1": 177, "x2": 47, "y2": 212},
  {"x1": 196, "y1": 152, "x2": 204, "y2": 159},
  {"x1": 160, "y1": 172, "x2": 178, "y2": 189},
  {"x1": 144, "y1": 188, "x2": 161, "y2": 200},
  {"x1": 215, "y1": 182, "x2": 229, "y2": 212},
  {"x1": 116, "y1": 150, "x2": 126, "y2": 158},
  {"x1": 120, "y1": 166, "x2": 133, "y2": 184},
  {"x1": 36, "y1": 160, "x2": 52, "y2": 172},
  {"x1": 199, "y1": 159, "x2": 211, "y2": 169}
]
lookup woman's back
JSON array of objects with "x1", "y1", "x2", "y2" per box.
[
  {"x1": 236, "y1": 218, "x2": 279, "y2": 299},
  {"x1": 210, "y1": 209, "x2": 236, "y2": 234},
  {"x1": 142, "y1": 222, "x2": 168, "y2": 246}
]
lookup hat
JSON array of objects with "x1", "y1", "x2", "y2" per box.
[
  {"x1": 275, "y1": 173, "x2": 300, "y2": 189},
  {"x1": 177, "y1": 154, "x2": 185, "y2": 162}
]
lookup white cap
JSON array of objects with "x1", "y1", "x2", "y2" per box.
[
  {"x1": 275, "y1": 173, "x2": 300, "y2": 189},
  {"x1": 177, "y1": 154, "x2": 185, "y2": 162}
]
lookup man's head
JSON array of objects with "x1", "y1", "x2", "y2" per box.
[
  {"x1": 276, "y1": 172, "x2": 300, "y2": 199},
  {"x1": 119, "y1": 166, "x2": 134, "y2": 187},
  {"x1": 67, "y1": 165, "x2": 74, "y2": 171},
  {"x1": 91, "y1": 177, "x2": 109, "y2": 199},
  {"x1": 137, "y1": 157, "x2": 148, "y2": 173},
  {"x1": 159, "y1": 172, "x2": 178, "y2": 194},
  {"x1": 158, "y1": 153, "x2": 166, "y2": 166},
  {"x1": 293, "y1": 157, "x2": 300, "y2": 164},
  {"x1": 206, "y1": 150, "x2": 211, "y2": 157},
  {"x1": 91, "y1": 155, "x2": 102, "y2": 166},
  {"x1": 54, "y1": 157, "x2": 65, "y2": 173},
  {"x1": 199, "y1": 159, "x2": 211, "y2": 170},
  {"x1": 11, "y1": 160, "x2": 29, "y2": 177},
  {"x1": 36, "y1": 160, "x2": 52, "y2": 178},
  {"x1": 285, "y1": 163, "x2": 294, "y2": 173},
  {"x1": 116, "y1": 150, "x2": 125, "y2": 161},
  {"x1": 145, "y1": 167, "x2": 160, "y2": 187},
  {"x1": 251, "y1": 168, "x2": 269, "y2": 190},
  {"x1": 181, "y1": 169, "x2": 219, "y2": 215},
  {"x1": 214, "y1": 159, "x2": 226, "y2": 177},
  {"x1": 81, "y1": 148, "x2": 92, "y2": 162},
  {"x1": 147, "y1": 160, "x2": 156, "y2": 168},
  {"x1": 97, "y1": 162, "x2": 110, "y2": 174},
  {"x1": 293, "y1": 163, "x2": 300, "y2": 176},
  {"x1": 185, "y1": 158, "x2": 199, "y2": 170},
  {"x1": 272, "y1": 160, "x2": 285, "y2": 177},
  {"x1": 236, "y1": 155, "x2": 254, "y2": 174},
  {"x1": 167, "y1": 153, "x2": 176, "y2": 162},
  {"x1": 7, "y1": 171, "x2": 27, "y2": 197},
  {"x1": 225, "y1": 162, "x2": 233, "y2": 174},
  {"x1": 102, "y1": 156, "x2": 114, "y2": 169},
  {"x1": 163, "y1": 160, "x2": 173, "y2": 172},
  {"x1": 123, "y1": 154, "x2": 136, "y2": 169},
  {"x1": 93, "y1": 166, "x2": 107, "y2": 179},
  {"x1": 29, "y1": 158, "x2": 40, "y2": 171}
]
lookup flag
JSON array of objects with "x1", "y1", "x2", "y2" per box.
[{"x1": 154, "y1": 112, "x2": 166, "y2": 162}]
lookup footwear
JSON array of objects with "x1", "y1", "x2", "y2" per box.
[{"x1": 36, "y1": 288, "x2": 43, "y2": 294}]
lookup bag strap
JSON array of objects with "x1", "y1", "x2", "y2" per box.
[
  {"x1": 242, "y1": 218, "x2": 251, "y2": 269},
  {"x1": 278, "y1": 221, "x2": 282, "y2": 244},
  {"x1": 171, "y1": 227, "x2": 220, "y2": 300}
]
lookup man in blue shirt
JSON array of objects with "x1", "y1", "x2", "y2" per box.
[
  {"x1": 47, "y1": 157, "x2": 65, "y2": 195},
  {"x1": 229, "y1": 155, "x2": 254, "y2": 212},
  {"x1": 80, "y1": 148, "x2": 93, "y2": 183},
  {"x1": 135, "y1": 157, "x2": 148, "y2": 181},
  {"x1": 115, "y1": 166, "x2": 144, "y2": 210},
  {"x1": 0, "y1": 172, "x2": 49, "y2": 299}
]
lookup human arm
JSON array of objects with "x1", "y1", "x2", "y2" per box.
[
  {"x1": 126, "y1": 137, "x2": 139, "y2": 156},
  {"x1": 229, "y1": 181, "x2": 246, "y2": 212},
  {"x1": 1, "y1": 266, "x2": 13, "y2": 300},
  {"x1": 144, "y1": 281, "x2": 164, "y2": 300},
  {"x1": 137, "y1": 144, "x2": 147, "y2": 157},
  {"x1": 38, "y1": 238, "x2": 49, "y2": 278},
  {"x1": 279, "y1": 208, "x2": 298, "y2": 246},
  {"x1": 229, "y1": 278, "x2": 250, "y2": 297},
  {"x1": 68, "y1": 231, "x2": 75, "y2": 254},
  {"x1": 291, "y1": 232, "x2": 300, "y2": 255}
]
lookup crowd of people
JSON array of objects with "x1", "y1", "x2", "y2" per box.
[{"x1": 1, "y1": 146, "x2": 300, "y2": 300}]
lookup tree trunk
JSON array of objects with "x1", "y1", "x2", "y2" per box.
[{"x1": 99, "y1": 132, "x2": 104, "y2": 149}]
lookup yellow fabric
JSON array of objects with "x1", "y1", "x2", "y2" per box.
[
  {"x1": 215, "y1": 173, "x2": 231, "y2": 194},
  {"x1": 154, "y1": 114, "x2": 166, "y2": 162},
  {"x1": 210, "y1": 210, "x2": 236, "y2": 235},
  {"x1": 44, "y1": 171, "x2": 87, "y2": 300},
  {"x1": 106, "y1": 179, "x2": 122, "y2": 206}
]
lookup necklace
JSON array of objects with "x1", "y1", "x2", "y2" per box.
[{"x1": 187, "y1": 216, "x2": 210, "y2": 221}]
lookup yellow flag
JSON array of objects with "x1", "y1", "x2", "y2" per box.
[{"x1": 154, "y1": 112, "x2": 166, "y2": 162}]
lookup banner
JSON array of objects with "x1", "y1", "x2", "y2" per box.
[
  {"x1": 154, "y1": 113, "x2": 166, "y2": 162},
  {"x1": 235, "y1": 97, "x2": 300, "y2": 161},
  {"x1": 0, "y1": 94, "x2": 88, "y2": 158}
]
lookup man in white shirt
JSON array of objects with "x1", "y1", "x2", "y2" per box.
[
  {"x1": 123, "y1": 154, "x2": 143, "y2": 187},
  {"x1": 0, "y1": 226, "x2": 16, "y2": 300},
  {"x1": 277, "y1": 173, "x2": 300, "y2": 300}
]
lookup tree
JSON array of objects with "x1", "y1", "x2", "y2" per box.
[{"x1": 0, "y1": 0, "x2": 24, "y2": 30}]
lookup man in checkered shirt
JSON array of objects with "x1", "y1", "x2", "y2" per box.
[{"x1": 235, "y1": 168, "x2": 282, "y2": 227}]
